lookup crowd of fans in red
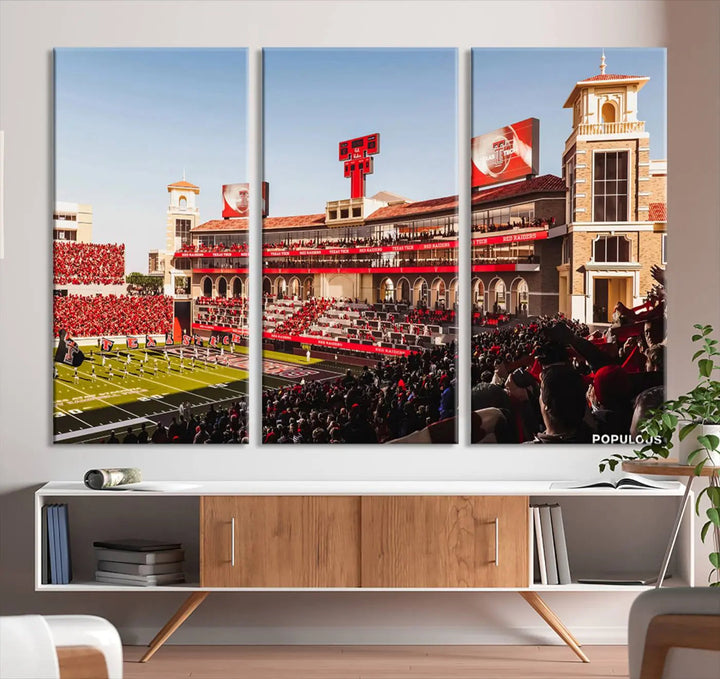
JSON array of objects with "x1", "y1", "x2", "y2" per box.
[
  {"x1": 53, "y1": 294, "x2": 173, "y2": 337},
  {"x1": 263, "y1": 343, "x2": 456, "y2": 444},
  {"x1": 470, "y1": 268, "x2": 666, "y2": 444},
  {"x1": 264, "y1": 229, "x2": 457, "y2": 252},
  {"x1": 471, "y1": 216, "x2": 556, "y2": 234},
  {"x1": 195, "y1": 296, "x2": 248, "y2": 328},
  {"x1": 406, "y1": 308, "x2": 455, "y2": 325},
  {"x1": 269, "y1": 298, "x2": 334, "y2": 335},
  {"x1": 53, "y1": 242, "x2": 125, "y2": 286},
  {"x1": 177, "y1": 243, "x2": 248, "y2": 255}
]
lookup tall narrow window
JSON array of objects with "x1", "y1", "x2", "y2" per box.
[
  {"x1": 593, "y1": 151, "x2": 628, "y2": 221},
  {"x1": 175, "y1": 218, "x2": 191, "y2": 245}
]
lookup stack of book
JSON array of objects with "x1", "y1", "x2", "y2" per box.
[
  {"x1": 42, "y1": 503, "x2": 72, "y2": 584},
  {"x1": 93, "y1": 539, "x2": 185, "y2": 586},
  {"x1": 531, "y1": 503, "x2": 571, "y2": 586}
]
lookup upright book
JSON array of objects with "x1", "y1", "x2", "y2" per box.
[
  {"x1": 549, "y1": 504, "x2": 571, "y2": 585},
  {"x1": 538, "y1": 505, "x2": 559, "y2": 586},
  {"x1": 532, "y1": 506, "x2": 547, "y2": 585}
]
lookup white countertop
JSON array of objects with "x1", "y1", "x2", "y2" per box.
[{"x1": 36, "y1": 480, "x2": 686, "y2": 497}]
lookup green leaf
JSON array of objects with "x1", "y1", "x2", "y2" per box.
[
  {"x1": 699, "y1": 359, "x2": 714, "y2": 377},
  {"x1": 707, "y1": 508, "x2": 720, "y2": 527},
  {"x1": 695, "y1": 460, "x2": 707, "y2": 476},
  {"x1": 679, "y1": 422, "x2": 699, "y2": 441},
  {"x1": 704, "y1": 326, "x2": 714, "y2": 336},
  {"x1": 698, "y1": 434, "x2": 720, "y2": 451},
  {"x1": 710, "y1": 552, "x2": 720, "y2": 569},
  {"x1": 710, "y1": 581, "x2": 720, "y2": 587},
  {"x1": 692, "y1": 334, "x2": 703, "y2": 342},
  {"x1": 707, "y1": 486, "x2": 720, "y2": 505},
  {"x1": 693, "y1": 324, "x2": 704, "y2": 330},
  {"x1": 692, "y1": 350, "x2": 705, "y2": 361},
  {"x1": 661, "y1": 413, "x2": 678, "y2": 429},
  {"x1": 687, "y1": 448, "x2": 704, "y2": 464},
  {"x1": 701, "y1": 521, "x2": 711, "y2": 542}
]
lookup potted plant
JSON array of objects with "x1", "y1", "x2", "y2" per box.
[{"x1": 600, "y1": 324, "x2": 720, "y2": 586}]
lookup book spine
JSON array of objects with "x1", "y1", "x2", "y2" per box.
[
  {"x1": 58, "y1": 504, "x2": 69, "y2": 584},
  {"x1": 550, "y1": 504, "x2": 571, "y2": 585},
  {"x1": 41, "y1": 505, "x2": 49, "y2": 585},
  {"x1": 532, "y1": 506, "x2": 547, "y2": 585},
  {"x1": 539, "y1": 505, "x2": 559, "y2": 586},
  {"x1": 49, "y1": 505, "x2": 59, "y2": 584}
]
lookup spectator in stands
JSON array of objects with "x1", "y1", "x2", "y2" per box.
[{"x1": 53, "y1": 242, "x2": 125, "y2": 286}]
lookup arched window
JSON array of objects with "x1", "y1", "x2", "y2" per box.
[
  {"x1": 593, "y1": 235, "x2": 631, "y2": 263},
  {"x1": 217, "y1": 277, "x2": 227, "y2": 298},
  {"x1": 178, "y1": 195, "x2": 188, "y2": 209},
  {"x1": 601, "y1": 102, "x2": 616, "y2": 124},
  {"x1": 381, "y1": 278, "x2": 395, "y2": 302},
  {"x1": 232, "y1": 277, "x2": 242, "y2": 298},
  {"x1": 202, "y1": 277, "x2": 212, "y2": 297}
]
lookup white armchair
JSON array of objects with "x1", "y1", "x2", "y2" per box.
[
  {"x1": 0, "y1": 615, "x2": 122, "y2": 679},
  {"x1": 628, "y1": 587, "x2": 720, "y2": 679}
]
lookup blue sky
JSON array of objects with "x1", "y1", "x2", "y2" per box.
[
  {"x1": 263, "y1": 49, "x2": 458, "y2": 217},
  {"x1": 55, "y1": 48, "x2": 248, "y2": 273},
  {"x1": 472, "y1": 48, "x2": 667, "y2": 176}
]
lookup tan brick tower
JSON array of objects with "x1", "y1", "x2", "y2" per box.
[{"x1": 558, "y1": 52, "x2": 666, "y2": 324}]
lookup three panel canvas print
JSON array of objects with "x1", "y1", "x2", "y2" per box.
[{"x1": 52, "y1": 48, "x2": 666, "y2": 446}]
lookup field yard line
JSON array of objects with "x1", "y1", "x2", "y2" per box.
[
  {"x1": 53, "y1": 407, "x2": 93, "y2": 428},
  {"x1": 157, "y1": 364, "x2": 248, "y2": 398},
  {"x1": 119, "y1": 369, "x2": 216, "y2": 404},
  {"x1": 56, "y1": 378, "x2": 143, "y2": 420},
  {"x1": 112, "y1": 352, "x2": 246, "y2": 394}
]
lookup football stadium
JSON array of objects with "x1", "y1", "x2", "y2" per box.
[{"x1": 52, "y1": 195, "x2": 250, "y2": 444}]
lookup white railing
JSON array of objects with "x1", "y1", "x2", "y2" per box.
[{"x1": 578, "y1": 121, "x2": 645, "y2": 136}]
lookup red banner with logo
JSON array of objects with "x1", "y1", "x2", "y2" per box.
[{"x1": 471, "y1": 117, "x2": 539, "y2": 188}]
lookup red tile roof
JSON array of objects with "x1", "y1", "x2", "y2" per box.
[
  {"x1": 192, "y1": 214, "x2": 327, "y2": 232},
  {"x1": 579, "y1": 74, "x2": 644, "y2": 83},
  {"x1": 365, "y1": 194, "x2": 458, "y2": 221},
  {"x1": 192, "y1": 219, "x2": 248, "y2": 232},
  {"x1": 264, "y1": 214, "x2": 326, "y2": 230},
  {"x1": 649, "y1": 203, "x2": 667, "y2": 222},
  {"x1": 168, "y1": 179, "x2": 200, "y2": 191},
  {"x1": 472, "y1": 174, "x2": 565, "y2": 206}
]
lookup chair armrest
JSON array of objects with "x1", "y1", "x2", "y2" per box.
[{"x1": 57, "y1": 647, "x2": 108, "y2": 679}]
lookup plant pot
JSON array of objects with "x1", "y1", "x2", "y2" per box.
[{"x1": 678, "y1": 422, "x2": 720, "y2": 467}]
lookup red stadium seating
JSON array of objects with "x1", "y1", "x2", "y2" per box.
[
  {"x1": 53, "y1": 242, "x2": 125, "y2": 286},
  {"x1": 53, "y1": 294, "x2": 173, "y2": 337}
]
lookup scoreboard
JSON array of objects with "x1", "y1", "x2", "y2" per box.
[{"x1": 338, "y1": 133, "x2": 380, "y2": 199}]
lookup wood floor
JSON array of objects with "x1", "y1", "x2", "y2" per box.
[{"x1": 123, "y1": 645, "x2": 629, "y2": 678}]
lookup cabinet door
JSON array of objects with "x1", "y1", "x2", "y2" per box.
[
  {"x1": 361, "y1": 496, "x2": 529, "y2": 588},
  {"x1": 200, "y1": 496, "x2": 361, "y2": 587}
]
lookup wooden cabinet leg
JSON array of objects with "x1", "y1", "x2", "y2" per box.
[
  {"x1": 519, "y1": 591, "x2": 590, "y2": 663},
  {"x1": 139, "y1": 592, "x2": 209, "y2": 663}
]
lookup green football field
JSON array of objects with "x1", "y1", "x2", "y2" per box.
[{"x1": 53, "y1": 342, "x2": 362, "y2": 443}]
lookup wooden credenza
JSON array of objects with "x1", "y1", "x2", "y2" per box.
[
  {"x1": 36, "y1": 481, "x2": 692, "y2": 665},
  {"x1": 200, "y1": 495, "x2": 529, "y2": 589}
]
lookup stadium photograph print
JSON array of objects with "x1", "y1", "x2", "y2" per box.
[
  {"x1": 261, "y1": 48, "x2": 458, "y2": 445},
  {"x1": 470, "y1": 48, "x2": 667, "y2": 445},
  {"x1": 53, "y1": 48, "x2": 249, "y2": 444}
]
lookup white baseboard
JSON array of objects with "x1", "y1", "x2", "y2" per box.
[{"x1": 118, "y1": 625, "x2": 628, "y2": 647}]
